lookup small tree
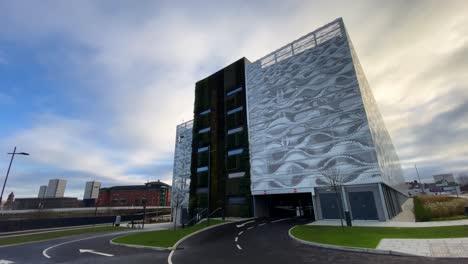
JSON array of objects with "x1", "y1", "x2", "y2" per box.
[{"x1": 322, "y1": 166, "x2": 346, "y2": 230}]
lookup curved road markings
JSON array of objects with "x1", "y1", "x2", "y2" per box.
[
  {"x1": 238, "y1": 231, "x2": 244, "y2": 236},
  {"x1": 271, "y1": 217, "x2": 293, "y2": 223},
  {"x1": 235, "y1": 237, "x2": 238, "y2": 242},
  {"x1": 236, "y1": 244, "x2": 242, "y2": 250},
  {"x1": 247, "y1": 226, "x2": 254, "y2": 230},
  {"x1": 236, "y1": 220, "x2": 255, "y2": 228},
  {"x1": 258, "y1": 223, "x2": 266, "y2": 227},
  {"x1": 42, "y1": 232, "x2": 128, "y2": 259},
  {"x1": 79, "y1": 249, "x2": 113, "y2": 257}
]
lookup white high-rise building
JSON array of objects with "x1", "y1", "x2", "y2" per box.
[
  {"x1": 45, "y1": 179, "x2": 67, "y2": 198},
  {"x1": 83, "y1": 181, "x2": 101, "y2": 199},
  {"x1": 38, "y1": 185, "x2": 47, "y2": 198}
]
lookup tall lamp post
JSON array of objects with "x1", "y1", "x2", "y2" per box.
[
  {"x1": 414, "y1": 164, "x2": 424, "y2": 194},
  {"x1": 1, "y1": 146, "x2": 29, "y2": 207}
]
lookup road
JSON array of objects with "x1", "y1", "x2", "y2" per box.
[
  {"x1": 1, "y1": 219, "x2": 468, "y2": 263},
  {"x1": 171, "y1": 217, "x2": 468, "y2": 264},
  {"x1": 0, "y1": 224, "x2": 171, "y2": 264}
]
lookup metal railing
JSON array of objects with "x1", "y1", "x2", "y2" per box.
[
  {"x1": 183, "y1": 207, "x2": 224, "y2": 227},
  {"x1": 258, "y1": 18, "x2": 344, "y2": 68},
  {"x1": 183, "y1": 208, "x2": 208, "y2": 227}
]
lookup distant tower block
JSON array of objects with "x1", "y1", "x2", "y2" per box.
[
  {"x1": 45, "y1": 179, "x2": 67, "y2": 198},
  {"x1": 38, "y1": 185, "x2": 47, "y2": 198},
  {"x1": 83, "y1": 181, "x2": 101, "y2": 199}
]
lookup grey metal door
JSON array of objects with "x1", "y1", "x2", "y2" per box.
[
  {"x1": 319, "y1": 193, "x2": 342, "y2": 219},
  {"x1": 349, "y1": 191, "x2": 378, "y2": 220}
]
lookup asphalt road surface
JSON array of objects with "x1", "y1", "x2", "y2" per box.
[
  {"x1": 171, "y1": 217, "x2": 468, "y2": 264},
  {"x1": 1, "y1": 219, "x2": 468, "y2": 264},
  {"x1": 0, "y1": 227, "x2": 170, "y2": 264}
]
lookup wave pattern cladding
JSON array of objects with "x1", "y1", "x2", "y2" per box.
[{"x1": 245, "y1": 22, "x2": 390, "y2": 193}]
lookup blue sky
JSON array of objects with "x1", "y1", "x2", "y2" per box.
[{"x1": 1, "y1": 0, "x2": 467, "y2": 198}]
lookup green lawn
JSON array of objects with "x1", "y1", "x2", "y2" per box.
[
  {"x1": 113, "y1": 219, "x2": 224, "y2": 248},
  {"x1": 0, "y1": 226, "x2": 125, "y2": 246},
  {"x1": 291, "y1": 225, "x2": 468, "y2": 249}
]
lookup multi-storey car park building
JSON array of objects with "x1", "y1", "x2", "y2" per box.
[{"x1": 173, "y1": 18, "x2": 407, "y2": 221}]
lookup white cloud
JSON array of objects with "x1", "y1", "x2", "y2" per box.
[{"x1": 1, "y1": 0, "x2": 468, "y2": 198}]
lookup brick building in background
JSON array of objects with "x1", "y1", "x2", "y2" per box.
[{"x1": 96, "y1": 181, "x2": 171, "y2": 207}]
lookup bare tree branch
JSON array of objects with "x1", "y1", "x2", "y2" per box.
[{"x1": 321, "y1": 166, "x2": 346, "y2": 229}]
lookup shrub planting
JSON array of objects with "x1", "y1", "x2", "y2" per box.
[
  {"x1": 414, "y1": 195, "x2": 468, "y2": 221},
  {"x1": 414, "y1": 196, "x2": 432, "y2": 221}
]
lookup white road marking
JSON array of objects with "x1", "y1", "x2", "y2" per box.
[
  {"x1": 259, "y1": 223, "x2": 266, "y2": 227},
  {"x1": 79, "y1": 249, "x2": 113, "y2": 257},
  {"x1": 271, "y1": 217, "x2": 293, "y2": 223},
  {"x1": 236, "y1": 220, "x2": 255, "y2": 228},
  {"x1": 0, "y1": 260, "x2": 15, "y2": 264},
  {"x1": 235, "y1": 237, "x2": 238, "y2": 242},
  {"x1": 247, "y1": 226, "x2": 254, "y2": 230},
  {"x1": 42, "y1": 232, "x2": 128, "y2": 259},
  {"x1": 236, "y1": 244, "x2": 242, "y2": 250},
  {"x1": 238, "y1": 231, "x2": 244, "y2": 236},
  {"x1": 168, "y1": 249, "x2": 175, "y2": 264}
]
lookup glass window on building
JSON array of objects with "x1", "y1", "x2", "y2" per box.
[
  {"x1": 228, "y1": 196, "x2": 247, "y2": 205},
  {"x1": 228, "y1": 148, "x2": 244, "y2": 156},
  {"x1": 227, "y1": 106, "x2": 243, "y2": 115},
  {"x1": 199, "y1": 109, "x2": 211, "y2": 115},
  {"x1": 228, "y1": 172, "x2": 245, "y2": 179},
  {"x1": 198, "y1": 146, "x2": 209, "y2": 153},
  {"x1": 227, "y1": 126, "x2": 243, "y2": 135},
  {"x1": 226, "y1": 87, "x2": 242, "y2": 97},
  {"x1": 198, "y1": 127, "x2": 211, "y2": 134}
]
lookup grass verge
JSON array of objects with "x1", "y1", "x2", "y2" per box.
[
  {"x1": 291, "y1": 225, "x2": 468, "y2": 249},
  {"x1": 113, "y1": 219, "x2": 224, "y2": 248},
  {"x1": 0, "y1": 226, "x2": 125, "y2": 246}
]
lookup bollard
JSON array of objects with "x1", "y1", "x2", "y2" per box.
[{"x1": 345, "y1": 211, "x2": 352, "y2": 226}]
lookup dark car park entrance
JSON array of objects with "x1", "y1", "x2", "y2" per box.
[{"x1": 253, "y1": 192, "x2": 314, "y2": 219}]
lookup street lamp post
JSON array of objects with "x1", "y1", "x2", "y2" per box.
[
  {"x1": 1, "y1": 146, "x2": 29, "y2": 207},
  {"x1": 414, "y1": 164, "x2": 424, "y2": 194}
]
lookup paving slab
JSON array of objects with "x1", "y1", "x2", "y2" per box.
[
  {"x1": 377, "y1": 238, "x2": 468, "y2": 257},
  {"x1": 309, "y1": 219, "x2": 468, "y2": 227}
]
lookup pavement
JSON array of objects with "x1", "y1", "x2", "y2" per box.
[
  {"x1": 377, "y1": 238, "x2": 468, "y2": 258},
  {"x1": 0, "y1": 221, "x2": 171, "y2": 238},
  {"x1": 170, "y1": 217, "x2": 468, "y2": 264},
  {"x1": 0, "y1": 224, "x2": 114, "y2": 238},
  {"x1": 309, "y1": 219, "x2": 468, "y2": 227},
  {"x1": 390, "y1": 198, "x2": 415, "y2": 222},
  {"x1": 308, "y1": 217, "x2": 468, "y2": 258}
]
